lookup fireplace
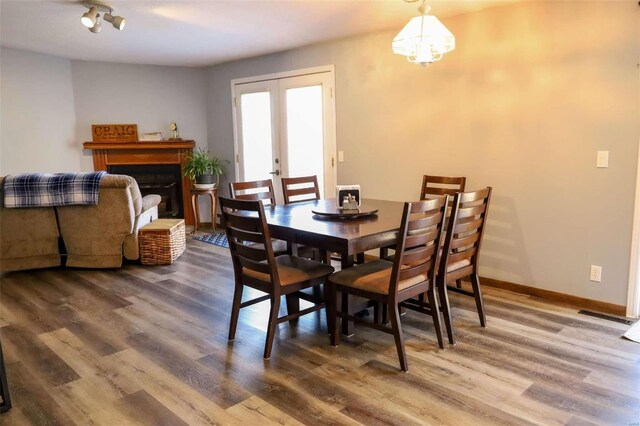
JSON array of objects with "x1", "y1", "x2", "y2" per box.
[
  {"x1": 108, "y1": 164, "x2": 183, "y2": 218},
  {"x1": 82, "y1": 140, "x2": 195, "y2": 225}
]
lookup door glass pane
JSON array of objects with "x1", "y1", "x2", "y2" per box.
[
  {"x1": 285, "y1": 85, "x2": 324, "y2": 196},
  {"x1": 240, "y1": 92, "x2": 273, "y2": 182}
]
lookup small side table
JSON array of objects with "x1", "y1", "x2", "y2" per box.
[{"x1": 190, "y1": 187, "x2": 218, "y2": 232}]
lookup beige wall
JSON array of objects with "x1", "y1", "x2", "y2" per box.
[
  {"x1": 0, "y1": 51, "x2": 213, "y2": 220},
  {"x1": 0, "y1": 48, "x2": 78, "y2": 174},
  {"x1": 70, "y1": 61, "x2": 212, "y2": 220},
  {"x1": 71, "y1": 61, "x2": 208, "y2": 152},
  {"x1": 206, "y1": 1, "x2": 640, "y2": 305}
]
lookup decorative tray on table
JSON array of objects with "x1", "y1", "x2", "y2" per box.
[{"x1": 311, "y1": 205, "x2": 378, "y2": 220}]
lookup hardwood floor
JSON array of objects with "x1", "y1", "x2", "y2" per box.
[{"x1": 1, "y1": 237, "x2": 639, "y2": 425}]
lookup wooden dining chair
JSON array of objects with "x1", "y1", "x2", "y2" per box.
[
  {"x1": 281, "y1": 175, "x2": 320, "y2": 205},
  {"x1": 229, "y1": 178, "x2": 289, "y2": 254},
  {"x1": 220, "y1": 196, "x2": 335, "y2": 359},
  {"x1": 379, "y1": 175, "x2": 466, "y2": 260},
  {"x1": 229, "y1": 179, "x2": 276, "y2": 205},
  {"x1": 437, "y1": 187, "x2": 492, "y2": 345},
  {"x1": 419, "y1": 175, "x2": 467, "y2": 289},
  {"x1": 328, "y1": 196, "x2": 449, "y2": 372},
  {"x1": 420, "y1": 175, "x2": 466, "y2": 199},
  {"x1": 280, "y1": 175, "x2": 329, "y2": 264}
]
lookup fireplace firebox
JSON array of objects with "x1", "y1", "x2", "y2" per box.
[{"x1": 109, "y1": 164, "x2": 183, "y2": 219}]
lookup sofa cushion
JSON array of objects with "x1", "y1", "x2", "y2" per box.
[
  {"x1": 0, "y1": 176, "x2": 61, "y2": 272},
  {"x1": 56, "y1": 175, "x2": 137, "y2": 268}
]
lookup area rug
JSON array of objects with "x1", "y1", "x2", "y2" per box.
[
  {"x1": 623, "y1": 320, "x2": 640, "y2": 343},
  {"x1": 194, "y1": 232, "x2": 229, "y2": 248}
]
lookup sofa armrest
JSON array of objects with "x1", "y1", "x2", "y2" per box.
[
  {"x1": 122, "y1": 194, "x2": 160, "y2": 260},
  {"x1": 141, "y1": 194, "x2": 161, "y2": 213},
  {"x1": 123, "y1": 203, "x2": 159, "y2": 260}
]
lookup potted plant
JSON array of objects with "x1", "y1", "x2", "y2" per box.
[{"x1": 183, "y1": 148, "x2": 228, "y2": 187}]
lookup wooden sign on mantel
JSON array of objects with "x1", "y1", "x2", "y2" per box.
[{"x1": 91, "y1": 124, "x2": 138, "y2": 143}]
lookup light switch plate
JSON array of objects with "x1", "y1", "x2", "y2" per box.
[
  {"x1": 338, "y1": 151, "x2": 344, "y2": 162},
  {"x1": 597, "y1": 151, "x2": 609, "y2": 168}
]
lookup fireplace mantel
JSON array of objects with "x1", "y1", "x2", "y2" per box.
[
  {"x1": 83, "y1": 140, "x2": 196, "y2": 225},
  {"x1": 83, "y1": 141, "x2": 195, "y2": 151}
]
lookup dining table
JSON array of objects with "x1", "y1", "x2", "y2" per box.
[
  {"x1": 262, "y1": 198, "x2": 404, "y2": 268},
  {"x1": 261, "y1": 198, "x2": 406, "y2": 334}
]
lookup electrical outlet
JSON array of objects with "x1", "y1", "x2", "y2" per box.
[{"x1": 590, "y1": 265, "x2": 602, "y2": 282}]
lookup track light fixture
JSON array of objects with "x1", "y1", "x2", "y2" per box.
[
  {"x1": 104, "y1": 13, "x2": 125, "y2": 30},
  {"x1": 89, "y1": 14, "x2": 102, "y2": 33},
  {"x1": 80, "y1": 1, "x2": 125, "y2": 34},
  {"x1": 80, "y1": 6, "x2": 98, "y2": 28}
]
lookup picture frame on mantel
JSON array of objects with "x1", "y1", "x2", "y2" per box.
[{"x1": 91, "y1": 124, "x2": 138, "y2": 143}]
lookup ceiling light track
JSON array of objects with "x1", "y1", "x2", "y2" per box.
[{"x1": 80, "y1": 1, "x2": 125, "y2": 33}]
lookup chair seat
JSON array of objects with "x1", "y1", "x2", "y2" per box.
[
  {"x1": 329, "y1": 260, "x2": 428, "y2": 295},
  {"x1": 243, "y1": 255, "x2": 334, "y2": 286}
]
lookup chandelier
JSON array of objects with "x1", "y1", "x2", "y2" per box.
[{"x1": 392, "y1": 0, "x2": 455, "y2": 66}]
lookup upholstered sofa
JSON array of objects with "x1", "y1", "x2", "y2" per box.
[{"x1": 0, "y1": 174, "x2": 160, "y2": 272}]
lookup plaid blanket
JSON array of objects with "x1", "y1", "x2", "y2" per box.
[{"x1": 3, "y1": 172, "x2": 107, "y2": 208}]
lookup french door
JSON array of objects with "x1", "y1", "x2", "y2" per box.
[{"x1": 233, "y1": 70, "x2": 336, "y2": 203}]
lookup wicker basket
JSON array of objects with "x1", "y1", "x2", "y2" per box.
[{"x1": 139, "y1": 219, "x2": 186, "y2": 265}]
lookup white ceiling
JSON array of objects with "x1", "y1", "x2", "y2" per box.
[{"x1": 0, "y1": 0, "x2": 510, "y2": 67}]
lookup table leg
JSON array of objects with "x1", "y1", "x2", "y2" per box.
[
  {"x1": 191, "y1": 194, "x2": 199, "y2": 232},
  {"x1": 340, "y1": 253, "x2": 354, "y2": 270},
  {"x1": 285, "y1": 293, "x2": 300, "y2": 324},
  {"x1": 209, "y1": 193, "x2": 217, "y2": 231},
  {"x1": 340, "y1": 253, "x2": 355, "y2": 336},
  {"x1": 319, "y1": 249, "x2": 330, "y2": 264}
]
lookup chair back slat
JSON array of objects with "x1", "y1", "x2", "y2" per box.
[
  {"x1": 233, "y1": 243, "x2": 268, "y2": 262},
  {"x1": 407, "y1": 212, "x2": 443, "y2": 231},
  {"x1": 388, "y1": 196, "x2": 448, "y2": 297},
  {"x1": 455, "y1": 203, "x2": 487, "y2": 220},
  {"x1": 420, "y1": 175, "x2": 466, "y2": 200},
  {"x1": 236, "y1": 191, "x2": 272, "y2": 201},
  {"x1": 230, "y1": 179, "x2": 276, "y2": 205},
  {"x1": 440, "y1": 187, "x2": 492, "y2": 278},
  {"x1": 228, "y1": 226, "x2": 266, "y2": 245},
  {"x1": 400, "y1": 245, "x2": 436, "y2": 266},
  {"x1": 458, "y1": 188, "x2": 488, "y2": 203},
  {"x1": 419, "y1": 187, "x2": 451, "y2": 196},
  {"x1": 399, "y1": 261, "x2": 432, "y2": 282},
  {"x1": 449, "y1": 232, "x2": 480, "y2": 250},
  {"x1": 405, "y1": 229, "x2": 439, "y2": 249},
  {"x1": 447, "y1": 248, "x2": 477, "y2": 264},
  {"x1": 282, "y1": 175, "x2": 320, "y2": 205},
  {"x1": 453, "y1": 217, "x2": 484, "y2": 234},
  {"x1": 224, "y1": 213, "x2": 262, "y2": 233},
  {"x1": 219, "y1": 196, "x2": 280, "y2": 286}
]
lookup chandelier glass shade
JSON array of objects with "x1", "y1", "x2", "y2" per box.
[{"x1": 392, "y1": 8, "x2": 455, "y2": 66}]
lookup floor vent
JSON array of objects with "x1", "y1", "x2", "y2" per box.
[{"x1": 578, "y1": 310, "x2": 633, "y2": 325}]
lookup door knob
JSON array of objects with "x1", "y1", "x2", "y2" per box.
[{"x1": 269, "y1": 170, "x2": 280, "y2": 176}]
